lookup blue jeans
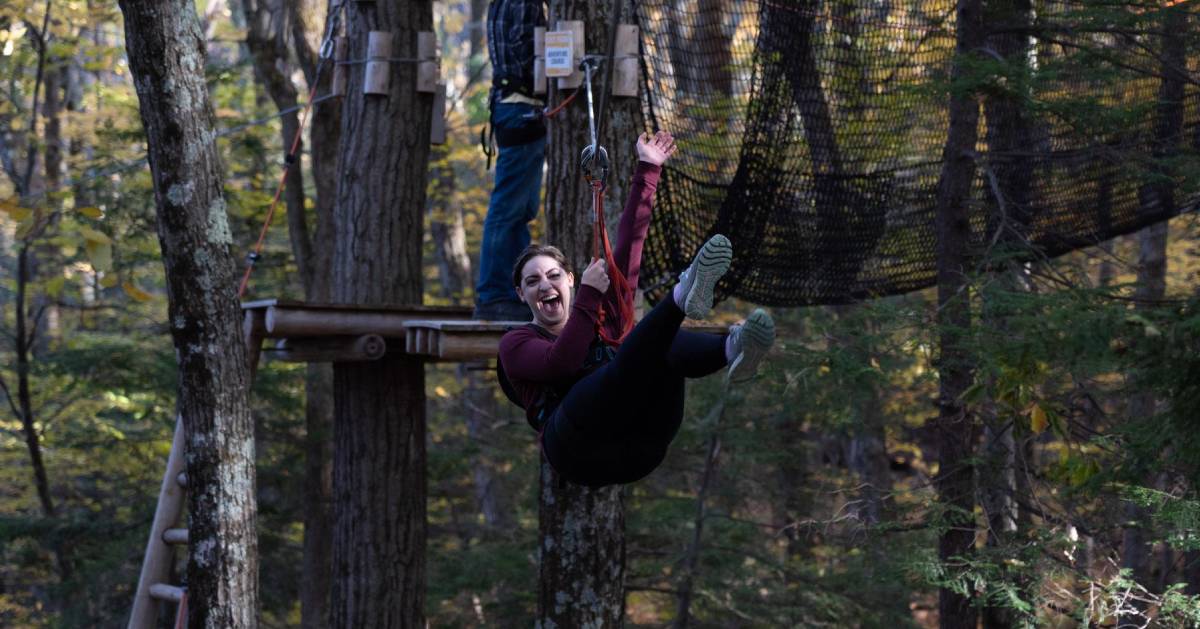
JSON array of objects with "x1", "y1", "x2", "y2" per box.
[{"x1": 477, "y1": 102, "x2": 546, "y2": 306}]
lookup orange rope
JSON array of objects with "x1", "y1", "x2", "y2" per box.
[
  {"x1": 543, "y1": 86, "x2": 580, "y2": 119},
  {"x1": 174, "y1": 589, "x2": 188, "y2": 629},
  {"x1": 236, "y1": 73, "x2": 325, "y2": 299},
  {"x1": 591, "y1": 179, "x2": 634, "y2": 346}
]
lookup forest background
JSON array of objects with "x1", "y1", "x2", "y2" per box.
[{"x1": 1, "y1": 0, "x2": 1200, "y2": 627}]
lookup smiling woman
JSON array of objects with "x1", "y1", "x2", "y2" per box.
[{"x1": 497, "y1": 131, "x2": 776, "y2": 488}]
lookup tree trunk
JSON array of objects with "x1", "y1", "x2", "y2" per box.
[
  {"x1": 1120, "y1": 6, "x2": 1184, "y2": 624},
  {"x1": 932, "y1": 0, "x2": 983, "y2": 624},
  {"x1": 329, "y1": 2, "x2": 432, "y2": 627},
  {"x1": 537, "y1": 462, "x2": 626, "y2": 627},
  {"x1": 241, "y1": 4, "x2": 338, "y2": 625},
  {"x1": 15, "y1": 245, "x2": 55, "y2": 521},
  {"x1": 540, "y1": 0, "x2": 643, "y2": 625},
  {"x1": 118, "y1": 1, "x2": 259, "y2": 626}
]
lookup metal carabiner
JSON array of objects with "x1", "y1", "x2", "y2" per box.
[{"x1": 578, "y1": 56, "x2": 609, "y2": 185}]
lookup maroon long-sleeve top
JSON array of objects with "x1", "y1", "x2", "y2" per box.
[{"x1": 498, "y1": 161, "x2": 661, "y2": 424}]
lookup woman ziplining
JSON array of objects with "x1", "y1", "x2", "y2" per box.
[{"x1": 498, "y1": 130, "x2": 776, "y2": 488}]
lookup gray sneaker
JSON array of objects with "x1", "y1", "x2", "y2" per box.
[
  {"x1": 677, "y1": 234, "x2": 733, "y2": 319},
  {"x1": 726, "y1": 308, "x2": 774, "y2": 383}
]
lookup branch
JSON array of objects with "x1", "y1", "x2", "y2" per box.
[
  {"x1": 20, "y1": 0, "x2": 54, "y2": 193},
  {"x1": 0, "y1": 374, "x2": 23, "y2": 422}
]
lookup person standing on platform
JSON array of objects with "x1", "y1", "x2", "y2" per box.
[{"x1": 475, "y1": 0, "x2": 548, "y2": 321}]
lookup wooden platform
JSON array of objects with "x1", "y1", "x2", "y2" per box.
[{"x1": 242, "y1": 299, "x2": 728, "y2": 366}]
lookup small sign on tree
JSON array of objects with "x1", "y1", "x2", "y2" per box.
[{"x1": 544, "y1": 30, "x2": 574, "y2": 78}]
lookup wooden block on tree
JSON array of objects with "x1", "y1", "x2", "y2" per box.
[
  {"x1": 555, "y1": 20, "x2": 585, "y2": 89},
  {"x1": 533, "y1": 27, "x2": 547, "y2": 95},
  {"x1": 431, "y1": 82, "x2": 446, "y2": 144},
  {"x1": 417, "y1": 31, "x2": 439, "y2": 93},
  {"x1": 613, "y1": 25, "x2": 639, "y2": 98},
  {"x1": 364, "y1": 31, "x2": 392, "y2": 96},
  {"x1": 332, "y1": 37, "x2": 348, "y2": 97}
]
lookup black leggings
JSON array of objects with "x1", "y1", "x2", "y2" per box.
[{"x1": 541, "y1": 295, "x2": 727, "y2": 487}]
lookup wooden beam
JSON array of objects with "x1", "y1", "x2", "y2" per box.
[
  {"x1": 162, "y1": 528, "x2": 189, "y2": 545},
  {"x1": 259, "y1": 303, "x2": 471, "y2": 338},
  {"x1": 148, "y1": 584, "x2": 184, "y2": 603},
  {"x1": 267, "y1": 334, "x2": 387, "y2": 363},
  {"x1": 243, "y1": 308, "x2": 266, "y2": 381}
]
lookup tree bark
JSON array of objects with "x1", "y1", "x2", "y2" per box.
[
  {"x1": 118, "y1": 1, "x2": 259, "y2": 626},
  {"x1": 539, "y1": 0, "x2": 643, "y2": 625},
  {"x1": 329, "y1": 2, "x2": 432, "y2": 627},
  {"x1": 240, "y1": 4, "x2": 338, "y2": 623},
  {"x1": 1119, "y1": 7, "x2": 1184, "y2": 624},
  {"x1": 932, "y1": 0, "x2": 983, "y2": 625}
]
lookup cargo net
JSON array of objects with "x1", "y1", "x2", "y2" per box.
[{"x1": 634, "y1": 0, "x2": 1199, "y2": 306}]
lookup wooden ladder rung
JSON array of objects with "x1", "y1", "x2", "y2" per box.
[
  {"x1": 148, "y1": 583, "x2": 184, "y2": 603},
  {"x1": 162, "y1": 528, "x2": 189, "y2": 545}
]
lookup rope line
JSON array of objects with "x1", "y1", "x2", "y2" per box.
[{"x1": 236, "y1": 59, "x2": 328, "y2": 298}]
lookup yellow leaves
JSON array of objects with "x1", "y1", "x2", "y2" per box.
[
  {"x1": 122, "y1": 280, "x2": 153, "y2": 302},
  {"x1": 0, "y1": 198, "x2": 30, "y2": 220},
  {"x1": 214, "y1": 107, "x2": 242, "y2": 119},
  {"x1": 1029, "y1": 403, "x2": 1048, "y2": 434},
  {"x1": 433, "y1": 386, "x2": 450, "y2": 398},
  {"x1": 99, "y1": 274, "x2": 118, "y2": 289},
  {"x1": 44, "y1": 275, "x2": 66, "y2": 298},
  {"x1": 76, "y1": 206, "x2": 104, "y2": 219},
  {"x1": 78, "y1": 225, "x2": 112, "y2": 244},
  {"x1": 85, "y1": 239, "x2": 113, "y2": 272}
]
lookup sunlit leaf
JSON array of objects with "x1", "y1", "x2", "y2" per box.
[
  {"x1": 122, "y1": 280, "x2": 153, "y2": 302},
  {"x1": 79, "y1": 225, "x2": 112, "y2": 244},
  {"x1": 86, "y1": 240, "x2": 113, "y2": 272},
  {"x1": 0, "y1": 198, "x2": 30, "y2": 220},
  {"x1": 45, "y1": 276, "x2": 66, "y2": 298},
  {"x1": 1030, "y1": 403, "x2": 1048, "y2": 434},
  {"x1": 76, "y1": 206, "x2": 104, "y2": 219}
]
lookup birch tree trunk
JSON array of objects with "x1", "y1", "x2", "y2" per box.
[
  {"x1": 933, "y1": 0, "x2": 983, "y2": 625},
  {"x1": 118, "y1": 1, "x2": 258, "y2": 626},
  {"x1": 539, "y1": 0, "x2": 644, "y2": 624},
  {"x1": 329, "y1": 2, "x2": 432, "y2": 627}
]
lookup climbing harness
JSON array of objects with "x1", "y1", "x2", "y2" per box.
[{"x1": 579, "y1": 57, "x2": 635, "y2": 346}]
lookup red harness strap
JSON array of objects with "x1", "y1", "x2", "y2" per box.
[{"x1": 590, "y1": 179, "x2": 635, "y2": 346}]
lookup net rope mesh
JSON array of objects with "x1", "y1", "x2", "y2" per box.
[{"x1": 633, "y1": 0, "x2": 1199, "y2": 306}]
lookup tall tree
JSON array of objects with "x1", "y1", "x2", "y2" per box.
[
  {"x1": 540, "y1": 0, "x2": 643, "y2": 624},
  {"x1": 932, "y1": 0, "x2": 984, "y2": 625},
  {"x1": 1120, "y1": 5, "x2": 1186, "y2": 622},
  {"x1": 979, "y1": 0, "x2": 1036, "y2": 625},
  {"x1": 328, "y1": 2, "x2": 433, "y2": 627},
  {"x1": 240, "y1": 2, "x2": 338, "y2": 625},
  {"x1": 118, "y1": 0, "x2": 259, "y2": 626}
]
